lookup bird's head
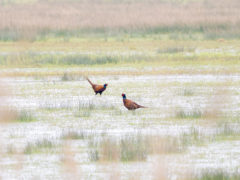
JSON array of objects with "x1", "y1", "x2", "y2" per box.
[
  {"x1": 104, "y1": 84, "x2": 108, "y2": 88},
  {"x1": 122, "y1": 93, "x2": 126, "y2": 99}
]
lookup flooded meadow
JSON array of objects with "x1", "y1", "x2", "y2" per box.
[{"x1": 1, "y1": 69, "x2": 240, "y2": 179}]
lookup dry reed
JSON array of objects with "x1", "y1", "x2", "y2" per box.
[
  {"x1": 61, "y1": 141, "x2": 81, "y2": 179},
  {"x1": 0, "y1": 0, "x2": 239, "y2": 40}
]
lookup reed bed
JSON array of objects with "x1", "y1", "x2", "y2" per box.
[{"x1": 0, "y1": 0, "x2": 240, "y2": 40}]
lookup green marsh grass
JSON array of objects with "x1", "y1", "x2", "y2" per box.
[
  {"x1": 182, "y1": 89, "x2": 194, "y2": 96},
  {"x1": 7, "y1": 145, "x2": 15, "y2": 154},
  {"x1": 175, "y1": 109, "x2": 203, "y2": 119},
  {"x1": 40, "y1": 101, "x2": 74, "y2": 111},
  {"x1": 62, "y1": 131, "x2": 87, "y2": 140},
  {"x1": 61, "y1": 73, "x2": 74, "y2": 81},
  {"x1": 210, "y1": 123, "x2": 240, "y2": 141},
  {"x1": 88, "y1": 136, "x2": 148, "y2": 162},
  {"x1": 88, "y1": 134, "x2": 186, "y2": 162},
  {"x1": 120, "y1": 135, "x2": 148, "y2": 161},
  {"x1": 157, "y1": 46, "x2": 196, "y2": 54},
  {"x1": 15, "y1": 110, "x2": 37, "y2": 123},
  {"x1": 0, "y1": 52, "x2": 148, "y2": 67},
  {"x1": 180, "y1": 128, "x2": 204, "y2": 147},
  {"x1": 75, "y1": 109, "x2": 91, "y2": 118},
  {"x1": 88, "y1": 138, "x2": 100, "y2": 162},
  {"x1": 89, "y1": 149, "x2": 99, "y2": 162},
  {"x1": 24, "y1": 139, "x2": 55, "y2": 154},
  {"x1": 78, "y1": 100, "x2": 116, "y2": 111},
  {"x1": 193, "y1": 170, "x2": 240, "y2": 180}
]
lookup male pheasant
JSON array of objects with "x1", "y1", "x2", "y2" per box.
[
  {"x1": 122, "y1": 93, "x2": 147, "y2": 110},
  {"x1": 86, "y1": 77, "x2": 108, "y2": 95}
]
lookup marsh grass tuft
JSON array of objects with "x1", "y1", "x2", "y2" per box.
[
  {"x1": 180, "y1": 128, "x2": 204, "y2": 147},
  {"x1": 88, "y1": 135, "x2": 148, "y2": 162},
  {"x1": 24, "y1": 139, "x2": 55, "y2": 154},
  {"x1": 176, "y1": 109, "x2": 202, "y2": 119},
  {"x1": 120, "y1": 135, "x2": 148, "y2": 161},
  {"x1": 89, "y1": 149, "x2": 99, "y2": 162},
  {"x1": 157, "y1": 46, "x2": 195, "y2": 54},
  {"x1": 100, "y1": 138, "x2": 120, "y2": 161},
  {"x1": 182, "y1": 89, "x2": 194, "y2": 96},
  {"x1": 193, "y1": 170, "x2": 240, "y2": 180},
  {"x1": 76, "y1": 100, "x2": 117, "y2": 118},
  {"x1": 222, "y1": 123, "x2": 235, "y2": 136},
  {"x1": 7, "y1": 145, "x2": 15, "y2": 154},
  {"x1": 88, "y1": 134, "x2": 185, "y2": 162},
  {"x1": 211, "y1": 123, "x2": 240, "y2": 141},
  {"x1": 61, "y1": 73, "x2": 83, "y2": 81},
  {"x1": 15, "y1": 110, "x2": 37, "y2": 123},
  {"x1": 78, "y1": 100, "x2": 116, "y2": 111},
  {"x1": 75, "y1": 109, "x2": 91, "y2": 118},
  {"x1": 61, "y1": 73, "x2": 74, "y2": 81},
  {"x1": 112, "y1": 109, "x2": 124, "y2": 116},
  {"x1": 62, "y1": 131, "x2": 87, "y2": 140},
  {"x1": 148, "y1": 136, "x2": 184, "y2": 154}
]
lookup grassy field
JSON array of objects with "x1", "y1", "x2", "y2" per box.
[{"x1": 1, "y1": 0, "x2": 240, "y2": 179}]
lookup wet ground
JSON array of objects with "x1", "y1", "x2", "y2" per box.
[{"x1": 1, "y1": 71, "x2": 240, "y2": 179}]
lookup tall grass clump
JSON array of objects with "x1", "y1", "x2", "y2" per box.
[
  {"x1": 89, "y1": 149, "x2": 99, "y2": 162},
  {"x1": 175, "y1": 109, "x2": 202, "y2": 119},
  {"x1": 88, "y1": 134, "x2": 185, "y2": 162},
  {"x1": 15, "y1": 110, "x2": 37, "y2": 123},
  {"x1": 193, "y1": 170, "x2": 240, "y2": 180},
  {"x1": 100, "y1": 138, "x2": 120, "y2": 161},
  {"x1": 180, "y1": 128, "x2": 204, "y2": 147},
  {"x1": 88, "y1": 138, "x2": 100, "y2": 162},
  {"x1": 181, "y1": 89, "x2": 194, "y2": 96},
  {"x1": 88, "y1": 135, "x2": 148, "y2": 162},
  {"x1": 62, "y1": 131, "x2": 87, "y2": 140},
  {"x1": 24, "y1": 139, "x2": 55, "y2": 154},
  {"x1": 61, "y1": 73, "x2": 74, "y2": 81},
  {"x1": 75, "y1": 109, "x2": 91, "y2": 118},
  {"x1": 148, "y1": 135, "x2": 184, "y2": 154},
  {"x1": 78, "y1": 100, "x2": 116, "y2": 111},
  {"x1": 120, "y1": 135, "x2": 148, "y2": 161},
  {"x1": 157, "y1": 46, "x2": 195, "y2": 54}
]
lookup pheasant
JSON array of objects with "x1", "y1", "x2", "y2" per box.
[
  {"x1": 86, "y1": 77, "x2": 108, "y2": 95},
  {"x1": 122, "y1": 93, "x2": 147, "y2": 110}
]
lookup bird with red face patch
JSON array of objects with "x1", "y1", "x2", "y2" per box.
[
  {"x1": 122, "y1": 93, "x2": 147, "y2": 110},
  {"x1": 86, "y1": 77, "x2": 108, "y2": 95}
]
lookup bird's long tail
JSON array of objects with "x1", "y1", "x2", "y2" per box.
[
  {"x1": 138, "y1": 105, "x2": 147, "y2": 108},
  {"x1": 86, "y1": 77, "x2": 94, "y2": 86}
]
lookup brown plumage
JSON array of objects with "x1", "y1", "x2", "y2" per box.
[
  {"x1": 122, "y1": 93, "x2": 147, "y2": 110},
  {"x1": 86, "y1": 77, "x2": 108, "y2": 95}
]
